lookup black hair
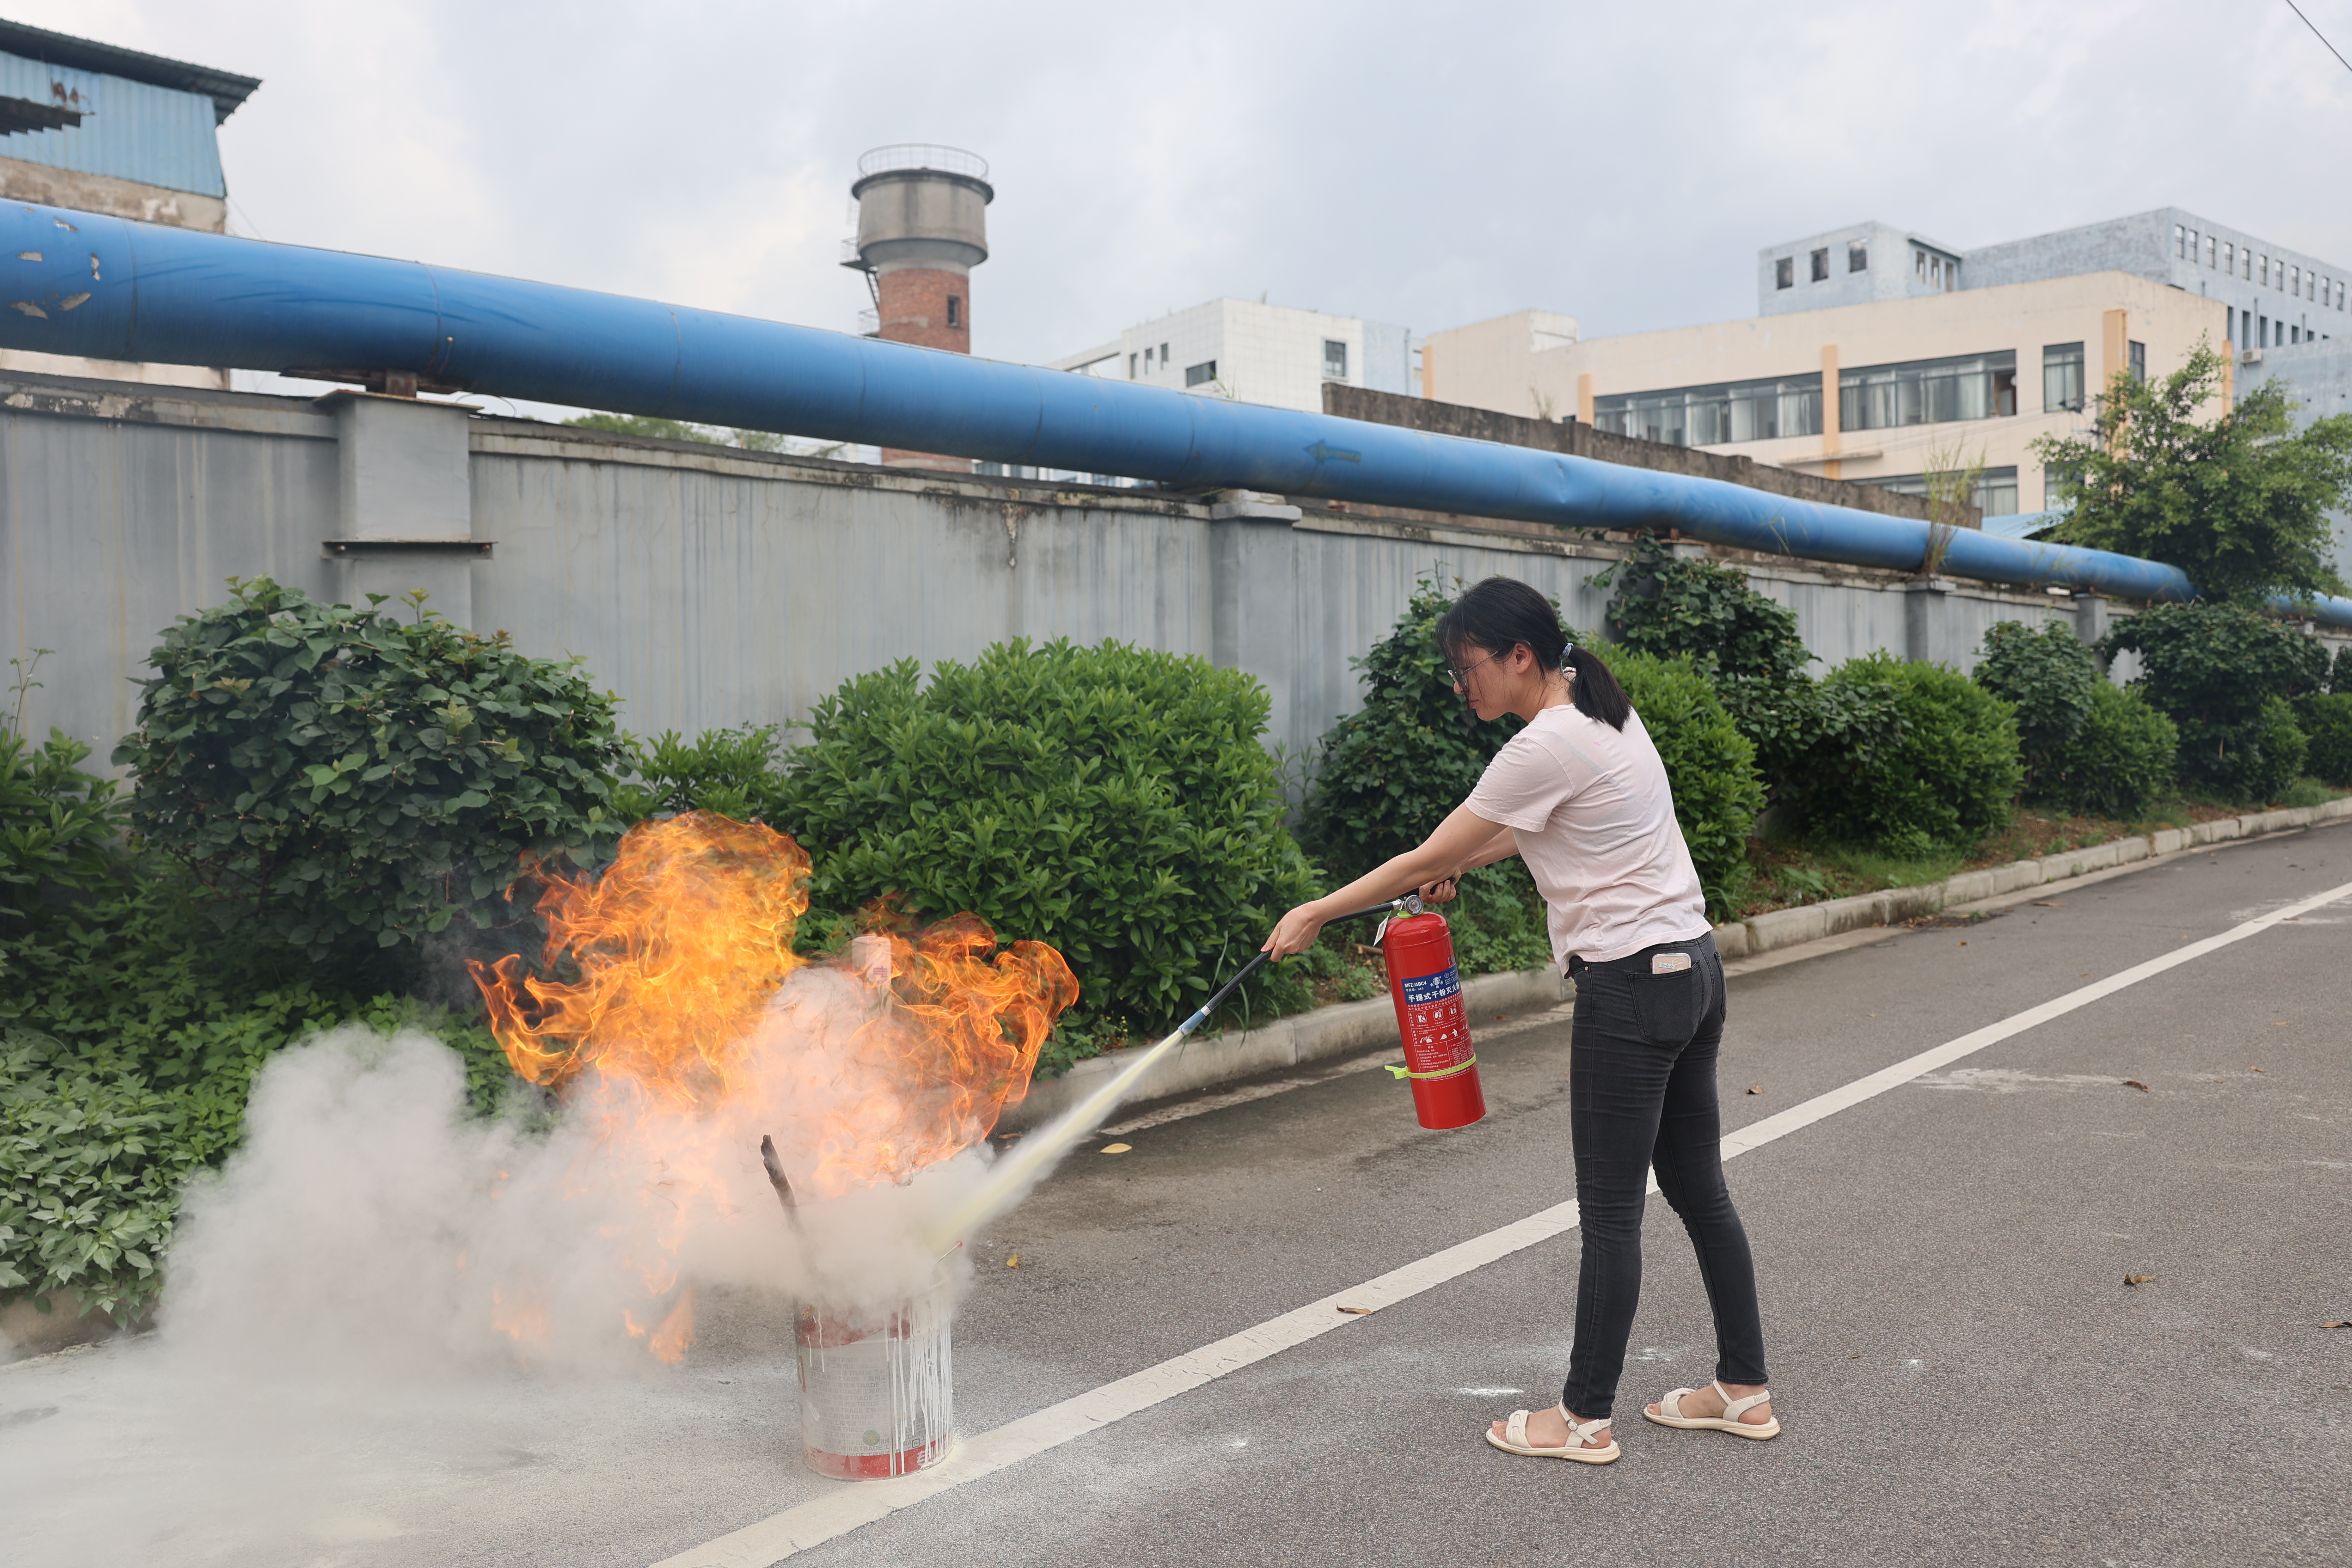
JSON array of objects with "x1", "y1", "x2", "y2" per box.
[{"x1": 1434, "y1": 575, "x2": 1633, "y2": 731}]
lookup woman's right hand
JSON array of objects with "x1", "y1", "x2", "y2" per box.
[
  {"x1": 1262, "y1": 899, "x2": 1330, "y2": 961},
  {"x1": 1418, "y1": 873, "x2": 1462, "y2": 905}
]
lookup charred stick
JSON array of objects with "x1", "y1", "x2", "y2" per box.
[{"x1": 759, "y1": 1134, "x2": 801, "y2": 1225}]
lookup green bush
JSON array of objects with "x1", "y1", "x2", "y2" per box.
[
  {"x1": 1972, "y1": 621, "x2": 2175, "y2": 818},
  {"x1": 1300, "y1": 580, "x2": 1526, "y2": 874},
  {"x1": 1599, "y1": 534, "x2": 1810, "y2": 681},
  {"x1": 2297, "y1": 692, "x2": 2352, "y2": 786},
  {"x1": 2, "y1": 724, "x2": 131, "y2": 985},
  {"x1": 768, "y1": 638, "x2": 1315, "y2": 1032},
  {"x1": 2101, "y1": 602, "x2": 2327, "y2": 801},
  {"x1": 1604, "y1": 646, "x2": 1764, "y2": 916},
  {"x1": 2333, "y1": 644, "x2": 2352, "y2": 695},
  {"x1": 2059, "y1": 682, "x2": 2181, "y2": 819},
  {"x1": 612, "y1": 724, "x2": 789, "y2": 825},
  {"x1": 115, "y1": 579, "x2": 627, "y2": 962},
  {"x1": 1810, "y1": 654, "x2": 2021, "y2": 855},
  {"x1": 1595, "y1": 535, "x2": 1902, "y2": 820},
  {"x1": 1972, "y1": 622, "x2": 2098, "y2": 790},
  {"x1": 2175, "y1": 696, "x2": 2309, "y2": 803}
]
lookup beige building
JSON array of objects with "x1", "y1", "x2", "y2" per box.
[{"x1": 1424, "y1": 274, "x2": 2226, "y2": 519}]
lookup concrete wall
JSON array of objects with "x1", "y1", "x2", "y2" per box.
[{"x1": 8, "y1": 369, "x2": 2343, "y2": 789}]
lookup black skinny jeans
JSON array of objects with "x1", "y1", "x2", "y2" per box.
[{"x1": 1559, "y1": 932, "x2": 1768, "y2": 1421}]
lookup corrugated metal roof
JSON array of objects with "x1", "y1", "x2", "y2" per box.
[
  {"x1": 0, "y1": 52, "x2": 225, "y2": 198},
  {"x1": 0, "y1": 21, "x2": 257, "y2": 123}
]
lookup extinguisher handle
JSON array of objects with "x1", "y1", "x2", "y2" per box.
[{"x1": 1332, "y1": 893, "x2": 1422, "y2": 925}]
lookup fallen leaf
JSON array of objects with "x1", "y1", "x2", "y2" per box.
[
  {"x1": 2324, "y1": 1321, "x2": 2348, "y2": 1329},
  {"x1": 1494, "y1": 1014, "x2": 1510, "y2": 1022},
  {"x1": 1747, "y1": 1085, "x2": 1762, "y2": 1095},
  {"x1": 2248, "y1": 1065, "x2": 2264, "y2": 1072},
  {"x1": 1005, "y1": 1254, "x2": 1020, "y2": 1269},
  {"x1": 1959, "y1": 940, "x2": 1968, "y2": 946},
  {"x1": 2122, "y1": 1080, "x2": 2150, "y2": 1092},
  {"x1": 2125, "y1": 1274, "x2": 2156, "y2": 1286},
  {"x1": 2030, "y1": 900, "x2": 2064, "y2": 907},
  {"x1": 1099, "y1": 1142, "x2": 1133, "y2": 1155},
  {"x1": 1336, "y1": 1306, "x2": 1372, "y2": 1316}
]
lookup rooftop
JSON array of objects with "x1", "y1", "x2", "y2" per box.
[{"x1": 0, "y1": 18, "x2": 259, "y2": 124}]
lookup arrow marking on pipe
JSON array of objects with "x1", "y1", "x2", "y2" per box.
[
  {"x1": 651, "y1": 874, "x2": 2352, "y2": 1568},
  {"x1": 1304, "y1": 440, "x2": 1360, "y2": 464}
]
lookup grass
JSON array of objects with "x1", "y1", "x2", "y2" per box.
[{"x1": 1734, "y1": 780, "x2": 2350, "y2": 921}]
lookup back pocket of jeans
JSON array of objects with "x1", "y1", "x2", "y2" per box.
[{"x1": 1631, "y1": 968, "x2": 1701, "y2": 1045}]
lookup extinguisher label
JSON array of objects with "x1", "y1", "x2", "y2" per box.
[{"x1": 1400, "y1": 967, "x2": 1461, "y2": 1005}]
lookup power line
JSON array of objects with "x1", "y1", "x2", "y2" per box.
[{"x1": 2282, "y1": 0, "x2": 2352, "y2": 77}]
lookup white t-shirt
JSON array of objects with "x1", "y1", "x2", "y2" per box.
[{"x1": 1464, "y1": 703, "x2": 1710, "y2": 966}]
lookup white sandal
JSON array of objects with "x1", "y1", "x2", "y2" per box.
[
  {"x1": 1485, "y1": 1402, "x2": 1620, "y2": 1464},
  {"x1": 1643, "y1": 1380, "x2": 1779, "y2": 1438}
]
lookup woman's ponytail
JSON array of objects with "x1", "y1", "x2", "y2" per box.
[{"x1": 1564, "y1": 644, "x2": 1632, "y2": 731}]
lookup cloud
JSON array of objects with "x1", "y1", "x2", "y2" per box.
[{"x1": 12, "y1": 0, "x2": 2350, "y2": 371}]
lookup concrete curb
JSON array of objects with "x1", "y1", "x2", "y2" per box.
[
  {"x1": 1709, "y1": 795, "x2": 2352, "y2": 960},
  {"x1": 997, "y1": 966, "x2": 1569, "y2": 1134},
  {"x1": 1002, "y1": 796, "x2": 2351, "y2": 1133}
]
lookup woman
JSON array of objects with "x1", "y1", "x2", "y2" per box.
[{"x1": 1263, "y1": 575, "x2": 1774, "y2": 1464}]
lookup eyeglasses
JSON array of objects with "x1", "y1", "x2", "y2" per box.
[{"x1": 1443, "y1": 649, "x2": 1500, "y2": 687}]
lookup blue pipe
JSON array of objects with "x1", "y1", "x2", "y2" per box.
[{"x1": 7, "y1": 202, "x2": 2348, "y2": 628}]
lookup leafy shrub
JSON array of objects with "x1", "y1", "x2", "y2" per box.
[
  {"x1": 1810, "y1": 654, "x2": 2021, "y2": 854},
  {"x1": 1972, "y1": 621, "x2": 2176, "y2": 818},
  {"x1": 2060, "y1": 682, "x2": 2180, "y2": 819},
  {"x1": 1596, "y1": 536, "x2": 1902, "y2": 821},
  {"x1": 2334, "y1": 643, "x2": 2352, "y2": 695},
  {"x1": 768, "y1": 638, "x2": 1316, "y2": 1031},
  {"x1": 613, "y1": 725, "x2": 789, "y2": 825},
  {"x1": 1301, "y1": 580, "x2": 1526, "y2": 874},
  {"x1": 1604, "y1": 646, "x2": 1764, "y2": 916},
  {"x1": 115, "y1": 579, "x2": 626, "y2": 962},
  {"x1": 1719, "y1": 671, "x2": 1907, "y2": 819},
  {"x1": 1599, "y1": 534, "x2": 1810, "y2": 681},
  {"x1": 2296, "y1": 692, "x2": 2352, "y2": 787},
  {"x1": 1972, "y1": 622, "x2": 2098, "y2": 789},
  {"x1": 2101, "y1": 602, "x2": 2328, "y2": 801},
  {"x1": 2, "y1": 725, "x2": 130, "y2": 983}
]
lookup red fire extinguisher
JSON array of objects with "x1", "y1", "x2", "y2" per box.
[{"x1": 1378, "y1": 902, "x2": 1487, "y2": 1130}]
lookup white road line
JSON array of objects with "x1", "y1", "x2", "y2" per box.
[{"x1": 652, "y1": 878, "x2": 2352, "y2": 1568}]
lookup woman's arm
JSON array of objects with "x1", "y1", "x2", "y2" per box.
[
  {"x1": 1262, "y1": 803, "x2": 1510, "y2": 959},
  {"x1": 1418, "y1": 821, "x2": 1520, "y2": 906}
]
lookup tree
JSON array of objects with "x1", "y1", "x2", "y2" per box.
[{"x1": 2033, "y1": 341, "x2": 2352, "y2": 605}]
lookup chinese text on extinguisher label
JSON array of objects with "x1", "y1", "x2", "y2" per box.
[{"x1": 1398, "y1": 965, "x2": 1470, "y2": 1072}]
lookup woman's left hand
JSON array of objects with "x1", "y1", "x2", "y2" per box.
[{"x1": 1262, "y1": 900, "x2": 1329, "y2": 961}]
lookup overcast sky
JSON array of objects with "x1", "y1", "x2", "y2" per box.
[{"x1": 20, "y1": 0, "x2": 2352, "y2": 383}]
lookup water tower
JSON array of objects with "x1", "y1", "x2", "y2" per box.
[{"x1": 845, "y1": 145, "x2": 991, "y2": 469}]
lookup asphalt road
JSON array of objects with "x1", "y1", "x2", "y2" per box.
[{"x1": 6, "y1": 825, "x2": 2349, "y2": 1567}]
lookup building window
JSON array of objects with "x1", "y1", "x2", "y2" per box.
[
  {"x1": 1915, "y1": 249, "x2": 1927, "y2": 281},
  {"x1": 2224, "y1": 240, "x2": 2236, "y2": 275},
  {"x1": 2174, "y1": 224, "x2": 2186, "y2": 258},
  {"x1": 2043, "y1": 342, "x2": 2085, "y2": 411},
  {"x1": 1323, "y1": 339, "x2": 1348, "y2": 379},
  {"x1": 1871, "y1": 465, "x2": 2021, "y2": 518},
  {"x1": 1848, "y1": 239, "x2": 1869, "y2": 273},
  {"x1": 1810, "y1": 248, "x2": 1829, "y2": 282},
  {"x1": 2260, "y1": 254, "x2": 2270, "y2": 287},
  {"x1": 1128, "y1": 353, "x2": 1138, "y2": 377},
  {"x1": 2185, "y1": 227, "x2": 2199, "y2": 263},
  {"x1": 2206, "y1": 234, "x2": 2217, "y2": 267},
  {"x1": 946, "y1": 295, "x2": 961, "y2": 328},
  {"x1": 2128, "y1": 341, "x2": 2146, "y2": 383},
  {"x1": 1185, "y1": 360, "x2": 1217, "y2": 388},
  {"x1": 1161, "y1": 343, "x2": 1170, "y2": 364},
  {"x1": 1841, "y1": 349, "x2": 2018, "y2": 431},
  {"x1": 2291, "y1": 264, "x2": 2302, "y2": 298},
  {"x1": 1592, "y1": 372, "x2": 1824, "y2": 447},
  {"x1": 1775, "y1": 256, "x2": 1794, "y2": 290}
]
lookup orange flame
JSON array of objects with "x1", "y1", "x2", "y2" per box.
[{"x1": 466, "y1": 808, "x2": 1080, "y2": 1191}]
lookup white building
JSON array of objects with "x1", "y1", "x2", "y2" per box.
[{"x1": 1050, "y1": 298, "x2": 1416, "y2": 413}]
